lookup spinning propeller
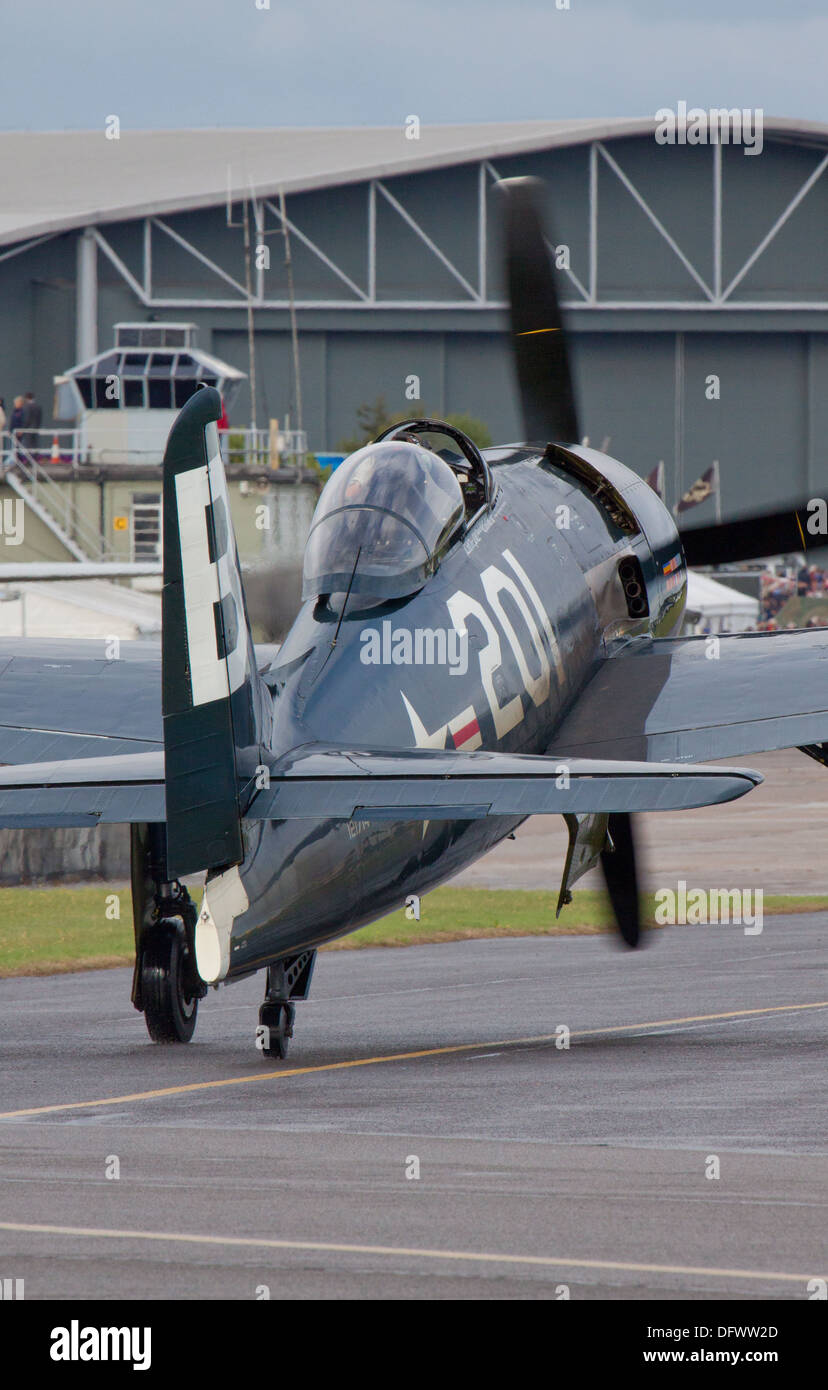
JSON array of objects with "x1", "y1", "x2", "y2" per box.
[
  {"x1": 498, "y1": 176, "x2": 644, "y2": 947},
  {"x1": 500, "y1": 177, "x2": 579, "y2": 445}
]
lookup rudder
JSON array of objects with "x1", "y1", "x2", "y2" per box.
[{"x1": 162, "y1": 385, "x2": 269, "y2": 877}]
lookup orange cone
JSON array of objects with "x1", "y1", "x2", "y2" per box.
[{"x1": 51, "y1": 434, "x2": 60, "y2": 463}]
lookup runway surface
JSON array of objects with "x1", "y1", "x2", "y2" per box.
[{"x1": 0, "y1": 915, "x2": 825, "y2": 1300}]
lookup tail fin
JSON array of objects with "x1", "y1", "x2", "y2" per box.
[{"x1": 162, "y1": 385, "x2": 270, "y2": 877}]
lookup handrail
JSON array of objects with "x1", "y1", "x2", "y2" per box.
[
  {"x1": 2, "y1": 427, "x2": 309, "y2": 469},
  {"x1": 1, "y1": 436, "x2": 118, "y2": 562},
  {"x1": 219, "y1": 427, "x2": 308, "y2": 468}
]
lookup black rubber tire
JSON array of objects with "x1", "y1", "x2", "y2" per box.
[
  {"x1": 258, "y1": 1002, "x2": 294, "y2": 1059},
  {"x1": 141, "y1": 921, "x2": 199, "y2": 1044}
]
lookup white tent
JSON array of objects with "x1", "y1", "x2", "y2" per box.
[
  {"x1": 0, "y1": 578, "x2": 161, "y2": 640},
  {"x1": 683, "y1": 570, "x2": 759, "y2": 634}
]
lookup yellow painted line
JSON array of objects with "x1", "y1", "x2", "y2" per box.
[
  {"x1": 517, "y1": 326, "x2": 560, "y2": 336},
  {"x1": 0, "y1": 1220, "x2": 820, "y2": 1285},
  {"x1": 0, "y1": 1001, "x2": 825, "y2": 1122},
  {"x1": 796, "y1": 511, "x2": 806, "y2": 551}
]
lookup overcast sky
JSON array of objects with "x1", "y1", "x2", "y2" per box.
[{"x1": 3, "y1": 1, "x2": 826, "y2": 130}]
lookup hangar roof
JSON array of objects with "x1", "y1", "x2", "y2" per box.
[{"x1": 2, "y1": 116, "x2": 827, "y2": 249}]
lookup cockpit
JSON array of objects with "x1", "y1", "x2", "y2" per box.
[{"x1": 302, "y1": 421, "x2": 492, "y2": 601}]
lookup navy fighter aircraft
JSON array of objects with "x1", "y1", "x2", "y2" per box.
[{"x1": 1, "y1": 179, "x2": 826, "y2": 1056}]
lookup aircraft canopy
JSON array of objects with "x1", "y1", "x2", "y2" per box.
[{"x1": 302, "y1": 441, "x2": 465, "y2": 600}]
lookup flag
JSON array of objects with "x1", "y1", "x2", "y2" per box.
[
  {"x1": 646, "y1": 461, "x2": 665, "y2": 499},
  {"x1": 676, "y1": 464, "x2": 717, "y2": 513}
]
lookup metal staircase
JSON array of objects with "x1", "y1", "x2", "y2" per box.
[{"x1": 1, "y1": 439, "x2": 117, "y2": 563}]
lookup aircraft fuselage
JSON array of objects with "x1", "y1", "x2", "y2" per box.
[{"x1": 203, "y1": 443, "x2": 687, "y2": 981}]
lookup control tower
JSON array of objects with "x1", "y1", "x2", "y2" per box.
[{"x1": 53, "y1": 322, "x2": 245, "y2": 465}]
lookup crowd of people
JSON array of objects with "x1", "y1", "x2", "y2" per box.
[
  {"x1": 758, "y1": 564, "x2": 828, "y2": 630},
  {"x1": 0, "y1": 391, "x2": 43, "y2": 454}
]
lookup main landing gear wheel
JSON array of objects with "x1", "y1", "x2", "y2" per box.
[
  {"x1": 141, "y1": 920, "x2": 199, "y2": 1043},
  {"x1": 257, "y1": 1002, "x2": 296, "y2": 1059}
]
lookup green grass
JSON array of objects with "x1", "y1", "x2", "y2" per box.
[
  {"x1": 1, "y1": 884, "x2": 827, "y2": 977},
  {"x1": 335, "y1": 888, "x2": 828, "y2": 948},
  {"x1": 0, "y1": 885, "x2": 144, "y2": 975},
  {"x1": 775, "y1": 595, "x2": 828, "y2": 626}
]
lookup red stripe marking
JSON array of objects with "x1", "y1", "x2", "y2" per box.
[{"x1": 453, "y1": 717, "x2": 480, "y2": 747}]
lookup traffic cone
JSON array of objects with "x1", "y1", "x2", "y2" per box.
[{"x1": 51, "y1": 434, "x2": 60, "y2": 463}]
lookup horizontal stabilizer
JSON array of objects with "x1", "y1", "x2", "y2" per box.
[
  {"x1": 248, "y1": 744, "x2": 762, "y2": 821},
  {"x1": 0, "y1": 744, "x2": 761, "y2": 830},
  {"x1": 0, "y1": 751, "x2": 164, "y2": 827}
]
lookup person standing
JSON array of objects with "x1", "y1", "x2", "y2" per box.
[
  {"x1": 23, "y1": 390, "x2": 42, "y2": 454},
  {"x1": 8, "y1": 396, "x2": 25, "y2": 462},
  {"x1": 0, "y1": 398, "x2": 6, "y2": 434}
]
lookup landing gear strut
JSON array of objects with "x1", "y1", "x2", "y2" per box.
[
  {"x1": 131, "y1": 824, "x2": 207, "y2": 1044},
  {"x1": 256, "y1": 951, "x2": 317, "y2": 1059}
]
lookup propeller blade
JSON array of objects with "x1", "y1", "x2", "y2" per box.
[
  {"x1": 600, "y1": 812, "x2": 641, "y2": 948},
  {"x1": 679, "y1": 503, "x2": 816, "y2": 567},
  {"x1": 500, "y1": 176, "x2": 579, "y2": 445}
]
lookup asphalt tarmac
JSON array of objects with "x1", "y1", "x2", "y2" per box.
[{"x1": 0, "y1": 914, "x2": 825, "y2": 1300}]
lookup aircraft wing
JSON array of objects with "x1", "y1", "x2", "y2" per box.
[
  {"x1": 547, "y1": 628, "x2": 828, "y2": 763},
  {"x1": 0, "y1": 744, "x2": 760, "y2": 829},
  {"x1": 0, "y1": 638, "x2": 281, "y2": 765},
  {"x1": 0, "y1": 639, "x2": 162, "y2": 763}
]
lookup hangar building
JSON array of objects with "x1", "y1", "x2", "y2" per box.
[{"x1": 1, "y1": 116, "x2": 828, "y2": 543}]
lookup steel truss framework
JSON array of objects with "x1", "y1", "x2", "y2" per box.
[
  {"x1": 77, "y1": 141, "x2": 828, "y2": 315},
  {"x1": 6, "y1": 140, "x2": 828, "y2": 314}
]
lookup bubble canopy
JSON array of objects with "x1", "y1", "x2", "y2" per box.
[{"x1": 302, "y1": 441, "x2": 465, "y2": 600}]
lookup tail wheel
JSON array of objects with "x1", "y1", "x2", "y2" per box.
[
  {"x1": 257, "y1": 1002, "x2": 295, "y2": 1059},
  {"x1": 141, "y1": 920, "x2": 199, "y2": 1043}
]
